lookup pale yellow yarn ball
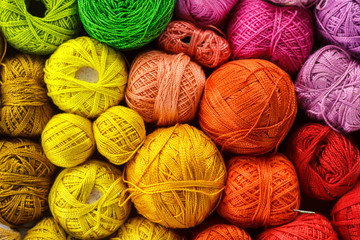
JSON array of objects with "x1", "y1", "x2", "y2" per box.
[
  {"x1": 44, "y1": 36, "x2": 128, "y2": 118},
  {"x1": 41, "y1": 113, "x2": 95, "y2": 168},
  {"x1": 93, "y1": 106, "x2": 146, "y2": 165},
  {"x1": 23, "y1": 217, "x2": 66, "y2": 240}
]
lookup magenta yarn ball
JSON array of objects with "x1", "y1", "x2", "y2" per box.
[{"x1": 227, "y1": 0, "x2": 314, "y2": 74}]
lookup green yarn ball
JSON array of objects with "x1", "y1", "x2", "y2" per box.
[
  {"x1": 0, "y1": 0, "x2": 80, "y2": 55},
  {"x1": 78, "y1": 0, "x2": 176, "y2": 50}
]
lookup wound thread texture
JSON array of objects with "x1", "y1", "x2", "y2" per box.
[
  {"x1": 23, "y1": 217, "x2": 67, "y2": 240},
  {"x1": 0, "y1": 226, "x2": 20, "y2": 240},
  {"x1": 194, "y1": 224, "x2": 252, "y2": 240}
]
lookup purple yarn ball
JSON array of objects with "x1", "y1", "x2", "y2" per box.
[{"x1": 295, "y1": 45, "x2": 360, "y2": 133}]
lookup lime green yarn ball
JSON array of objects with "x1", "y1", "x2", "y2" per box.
[
  {"x1": 78, "y1": 0, "x2": 176, "y2": 50},
  {"x1": 0, "y1": 0, "x2": 80, "y2": 55}
]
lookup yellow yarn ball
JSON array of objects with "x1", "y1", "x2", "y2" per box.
[
  {"x1": 93, "y1": 106, "x2": 146, "y2": 165},
  {"x1": 41, "y1": 113, "x2": 95, "y2": 168},
  {"x1": 0, "y1": 225, "x2": 20, "y2": 240},
  {"x1": 125, "y1": 124, "x2": 226, "y2": 229},
  {"x1": 110, "y1": 216, "x2": 184, "y2": 240},
  {"x1": 23, "y1": 217, "x2": 66, "y2": 240},
  {"x1": 49, "y1": 160, "x2": 131, "y2": 240},
  {"x1": 44, "y1": 36, "x2": 128, "y2": 118}
]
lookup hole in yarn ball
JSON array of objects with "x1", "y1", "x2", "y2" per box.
[
  {"x1": 75, "y1": 67, "x2": 99, "y2": 83},
  {"x1": 85, "y1": 189, "x2": 102, "y2": 204},
  {"x1": 26, "y1": 0, "x2": 47, "y2": 18},
  {"x1": 181, "y1": 36, "x2": 191, "y2": 44}
]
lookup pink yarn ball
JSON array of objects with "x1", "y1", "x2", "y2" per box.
[
  {"x1": 266, "y1": 0, "x2": 319, "y2": 8},
  {"x1": 227, "y1": 0, "x2": 314, "y2": 74}
]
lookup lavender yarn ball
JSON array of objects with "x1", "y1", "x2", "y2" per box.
[
  {"x1": 295, "y1": 45, "x2": 360, "y2": 133},
  {"x1": 315, "y1": 0, "x2": 360, "y2": 59}
]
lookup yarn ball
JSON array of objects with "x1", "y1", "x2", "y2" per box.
[
  {"x1": 266, "y1": 0, "x2": 320, "y2": 7},
  {"x1": 174, "y1": 0, "x2": 238, "y2": 29},
  {"x1": 315, "y1": 0, "x2": 360, "y2": 59},
  {"x1": 44, "y1": 36, "x2": 128, "y2": 118},
  {"x1": 199, "y1": 59, "x2": 297, "y2": 155},
  {"x1": 110, "y1": 216, "x2": 184, "y2": 240},
  {"x1": 0, "y1": 0, "x2": 80, "y2": 55},
  {"x1": 332, "y1": 182, "x2": 360, "y2": 240},
  {"x1": 41, "y1": 113, "x2": 95, "y2": 168},
  {"x1": 217, "y1": 153, "x2": 301, "y2": 228},
  {"x1": 125, "y1": 124, "x2": 226, "y2": 229},
  {"x1": 0, "y1": 54, "x2": 53, "y2": 137},
  {"x1": 227, "y1": 0, "x2": 313, "y2": 75},
  {"x1": 49, "y1": 160, "x2": 131, "y2": 240},
  {"x1": 23, "y1": 217, "x2": 66, "y2": 240},
  {"x1": 125, "y1": 50, "x2": 206, "y2": 126},
  {"x1": 0, "y1": 138, "x2": 55, "y2": 226},
  {"x1": 0, "y1": 30, "x2": 6, "y2": 63},
  {"x1": 295, "y1": 45, "x2": 360, "y2": 133},
  {"x1": 257, "y1": 213, "x2": 338, "y2": 240},
  {"x1": 194, "y1": 224, "x2": 252, "y2": 240},
  {"x1": 0, "y1": 225, "x2": 20, "y2": 240},
  {"x1": 78, "y1": 0, "x2": 175, "y2": 50},
  {"x1": 286, "y1": 123, "x2": 360, "y2": 201},
  {"x1": 158, "y1": 20, "x2": 231, "y2": 68},
  {"x1": 93, "y1": 106, "x2": 146, "y2": 166}
]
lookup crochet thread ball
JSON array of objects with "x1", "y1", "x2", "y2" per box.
[
  {"x1": 41, "y1": 113, "x2": 95, "y2": 168},
  {"x1": 0, "y1": 54, "x2": 53, "y2": 137},
  {"x1": 44, "y1": 36, "x2": 128, "y2": 118},
  {"x1": 125, "y1": 50, "x2": 206, "y2": 126},
  {"x1": 315, "y1": 0, "x2": 360, "y2": 59},
  {"x1": 49, "y1": 160, "x2": 131, "y2": 240},
  {"x1": 174, "y1": 0, "x2": 238, "y2": 29},
  {"x1": 332, "y1": 182, "x2": 360, "y2": 240},
  {"x1": 0, "y1": 225, "x2": 20, "y2": 240},
  {"x1": 78, "y1": 0, "x2": 176, "y2": 50},
  {"x1": 93, "y1": 106, "x2": 146, "y2": 166},
  {"x1": 199, "y1": 59, "x2": 297, "y2": 155},
  {"x1": 23, "y1": 217, "x2": 66, "y2": 240},
  {"x1": 158, "y1": 20, "x2": 231, "y2": 68},
  {"x1": 0, "y1": 30, "x2": 6, "y2": 63},
  {"x1": 0, "y1": 138, "x2": 55, "y2": 227},
  {"x1": 286, "y1": 123, "x2": 360, "y2": 201},
  {"x1": 0, "y1": 0, "x2": 80, "y2": 55},
  {"x1": 194, "y1": 224, "x2": 252, "y2": 240},
  {"x1": 125, "y1": 124, "x2": 226, "y2": 229},
  {"x1": 110, "y1": 216, "x2": 184, "y2": 240},
  {"x1": 257, "y1": 213, "x2": 338, "y2": 240},
  {"x1": 227, "y1": 0, "x2": 313, "y2": 74},
  {"x1": 266, "y1": 0, "x2": 320, "y2": 8},
  {"x1": 295, "y1": 45, "x2": 360, "y2": 133},
  {"x1": 217, "y1": 153, "x2": 300, "y2": 228}
]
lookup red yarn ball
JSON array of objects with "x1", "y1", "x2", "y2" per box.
[
  {"x1": 194, "y1": 224, "x2": 252, "y2": 240},
  {"x1": 286, "y1": 123, "x2": 360, "y2": 201}
]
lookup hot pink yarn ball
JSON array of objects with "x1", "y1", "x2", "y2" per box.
[{"x1": 227, "y1": 0, "x2": 314, "y2": 74}]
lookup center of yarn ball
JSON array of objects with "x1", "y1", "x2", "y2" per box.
[
  {"x1": 85, "y1": 189, "x2": 103, "y2": 204},
  {"x1": 26, "y1": 0, "x2": 47, "y2": 18},
  {"x1": 75, "y1": 67, "x2": 99, "y2": 83}
]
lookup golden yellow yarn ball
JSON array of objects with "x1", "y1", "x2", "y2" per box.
[
  {"x1": 0, "y1": 54, "x2": 53, "y2": 137},
  {"x1": 0, "y1": 225, "x2": 20, "y2": 240},
  {"x1": 125, "y1": 124, "x2": 226, "y2": 229},
  {"x1": 49, "y1": 160, "x2": 131, "y2": 240},
  {"x1": 111, "y1": 216, "x2": 184, "y2": 240},
  {"x1": 41, "y1": 113, "x2": 95, "y2": 168},
  {"x1": 44, "y1": 36, "x2": 128, "y2": 118},
  {"x1": 93, "y1": 106, "x2": 146, "y2": 165},
  {"x1": 23, "y1": 217, "x2": 66, "y2": 240},
  {"x1": 0, "y1": 138, "x2": 55, "y2": 226}
]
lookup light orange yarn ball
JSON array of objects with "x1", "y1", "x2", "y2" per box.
[
  {"x1": 125, "y1": 50, "x2": 206, "y2": 126},
  {"x1": 194, "y1": 224, "x2": 252, "y2": 240}
]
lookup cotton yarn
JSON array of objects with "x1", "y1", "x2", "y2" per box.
[
  {"x1": 0, "y1": 31, "x2": 6, "y2": 63},
  {"x1": 286, "y1": 123, "x2": 360, "y2": 201},
  {"x1": 194, "y1": 224, "x2": 252, "y2": 240},
  {"x1": 266, "y1": 0, "x2": 322, "y2": 8},
  {"x1": 0, "y1": 54, "x2": 53, "y2": 137},
  {"x1": 124, "y1": 124, "x2": 226, "y2": 229},
  {"x1": 158, "y1": 20, "x2": 231, "y2": 68},
  {"x1": 49, "y1": 160, "x2": 131, "y2": 240},
  {"x1": 174, "y1": 0, "x2": 238, "y2": 28},
  {"x1": 78, "y1": 0, "x2": 176, "y2": 50},
  {"x1": 257, "y1": 213, "x2": 338, "y2": 240},
  {"x1": 199, "y1": 59, "x2": 297, "y2": 155},
  {"x1": 0, "y1": 0, "x2": 80, "y2": 55},
  {"x1": 315, "y1": 0, "x2": 360, "y2": 59},
  {"x1": 217, "y1": 153, "x2": 300, "y2": 228},
  {"x1": 110, "y1": 216, "x2": 184, "y2": 240},
  {"x1": 41, "y1": 113, "x2": 95, "y2": 168},
  {"x1": 295, "y1": 45, "x2": 360, "y2": 133},
  {"x1": 125, "y1": 50, "x2": 206, "y2": 126},
  {"x1": 93, "y1": 106, "x2": 146, "y2": 166},
  {"x1": 227, "y1": 0, "x2": 313, "y2": 74},
  {"x1": 0, "y1": 138, "x2": 55, "y2": 227},
  {"x1": 0, "y1": 225, "x2": 20, "y2": 240},
  {"x1": 23, "y1": 217, "x2": 67, "y2": 240}
]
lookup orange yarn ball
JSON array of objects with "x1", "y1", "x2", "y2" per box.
[
  {"x1": 194, "y1": 224, "x2": 252, "y2": 240},
  {"x1": 199, "y1": 59, "x2": 297, "y2": 155},
  {"x1": 125, "y1": 50, "x2": 206, "y2": 126},
  {"x1": 217, "y1": 153, "x2": 300, "y2": 228}
]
